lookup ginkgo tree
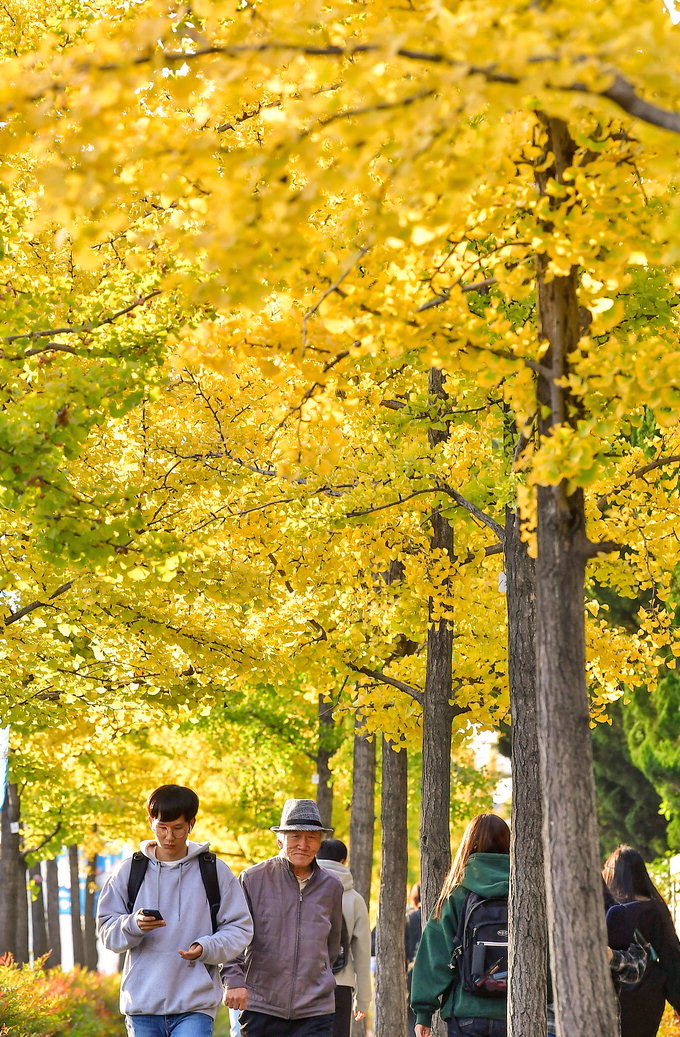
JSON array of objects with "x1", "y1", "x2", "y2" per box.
[{"x1": 2, "y1": 3, "x2": 680, "y2": 1035}]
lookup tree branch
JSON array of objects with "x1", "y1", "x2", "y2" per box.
[
  {"x1": 21, "y1": 822, "x2": 63, "y2": 862},
  {"x1": 417, "y1": 277, "x2": 498, "y2": 312},
  {"x1": 588, "y1": 74, "x2": 680, "y2": 135},
  {"x1": 302, "y1": 246, "x2": 370, "y2": 353},
  {"x1": 272, "y1": 350, "x2": 350, "y2": 434},
  {"x1": 14, "y1": 38, "x2": 680, "y2": 140},
  {"x1": 438, "y1": 485, "x2": 505, "y2": 541},
  {"x1": 596, "y1": 454, "x2": 680, "y2": 511},
  {"x1": 298, "y1": 89, "x2": 436, "y2": 143},
  {"x1": 4, "y1": 580, "x2": 74, "y2": 627},
  {"x1": 581, "y1": 538, "x2": 622, "y2": 560},
  {"x1": 158, "y1": 45, "x2": 680, "y2": 136},
  {"x1": 345, "y1": 487, "x2": 443, "y2": 519},
  {"x1": 1, "y1": 291, "x2": 162, "y2": 356},
  {"x1": 457, "y1": 338, "x2": 553, "y2": 380},
  {"x1": 349, "y1": 663, "x2": 424, "y2": 705}
]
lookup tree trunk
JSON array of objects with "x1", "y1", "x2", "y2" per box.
[
  {"x1": 375, "y1": 739, "x2": 408, "y2": 1037},
  {"x1": 84, "y1": 853, "x2": 98, "y2": 970},
  {"x1": 68, "y1": 844, "x2": 85, "y2": 967},
  {"x1": 349, "y1": 713, "x2": 376, "y2": 907},
  {"x1": 505, "y1": 507, "x2": 548, "y2": 1037},
  {"x1": 15, "y1": 858, "x2": 29, "y2": 964},
  {"x1": 45, "y1": 856, "x2": 62, "y2": 968},
  {"x1": 0, "y1": 782, "x2": 22, "y2": 957},
  {"x1": 349, "y1": 716, "x2": 375, "y2": 1037},
  {"x1": 29, "y1": 861, "x2": 49, "y2": 961},
  {"x1": 534, "y1": 114, "x2": 619, "y2": 1037},
  {"x1": 316, "y1": 693, "x2": 334, "y2": 830},
  {"x1": 535, "y1": 482, "x2": 617, "y2": 1036},
  {"x1": 420, "y1": 366, "x2": 455, "y2": 922}
]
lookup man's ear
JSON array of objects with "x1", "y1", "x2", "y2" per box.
[{"x1": 188, "y1": 817, "x2": 196, "y2": 831}]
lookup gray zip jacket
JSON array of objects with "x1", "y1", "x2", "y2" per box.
[
  {"x1": 97, "y1": 840, "x2": 253, "y2": 1020},
  {"x1": 222, "y1": 854, "x2": 343, "y2": 1019}
]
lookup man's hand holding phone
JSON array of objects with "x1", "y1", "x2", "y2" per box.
[{"x1": 136, "y1": 909, "x2": 166, "y2": 932}]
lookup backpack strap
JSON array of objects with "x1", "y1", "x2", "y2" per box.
[
  {"x1": 126, "y1": 851, "x2": 149, "y2": 914},
  {"x1": 332, "y1": 914, "x2": 350, "y2": 973},
  {"x1": 198, "y1": 851, "x2": 221, "y2": 934},
  {"x1": 449, "y1": 890, "x2": 472, "y2": 972},
  {"x1": 126, "y1": 849, "x2": 221, "y2": 933}
]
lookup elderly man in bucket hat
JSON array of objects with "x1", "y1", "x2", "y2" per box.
[{"x1": 222, "y1": 799, "x2": 344, "y2": 1037}]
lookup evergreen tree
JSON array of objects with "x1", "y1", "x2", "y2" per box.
[{"x1": 591, "y1": 700, "x2": 668, "y2": 861}]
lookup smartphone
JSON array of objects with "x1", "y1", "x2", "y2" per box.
[{"x1": 142, "y1": 909, "x2": 164, "y2": 920}]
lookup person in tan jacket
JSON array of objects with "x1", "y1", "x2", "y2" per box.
[
  {"x1": 222, "y1": 799, "x2": 343, "y2": 1037},
  {"x1": 316, "y1": 839, "x2": 371, "y2": 1037}
]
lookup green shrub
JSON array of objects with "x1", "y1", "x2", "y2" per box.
[{"x1": 0, "y1": 954, "x2": 122, "y2": 1037}]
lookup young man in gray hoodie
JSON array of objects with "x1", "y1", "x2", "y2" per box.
[{"x1": 97, "y1": 784, "x2": 253, "y2": 1037}]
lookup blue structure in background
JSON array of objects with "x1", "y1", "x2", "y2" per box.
[
  {"x1": 0, "y1": 725, "x2": 9, "y2": 811},
  {"x1": 57, "y1": 849, "x2": 125, "y2": 914}
]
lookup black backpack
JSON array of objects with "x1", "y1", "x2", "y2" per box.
[
  {"x1": 126, "y1": 850, "x2": 221, "y2": 934},
  {"x1": 606, "y1": 901, "x2": 659, "y2": 992},
  {"x1": 449, "y1": 892, "x2": 508, "y2": 997},
  {"x1": 332, "y1": 916, "x2": 351, "y2": 974}
]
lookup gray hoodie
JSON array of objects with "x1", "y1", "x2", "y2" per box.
[
  {"x1": 97, "y1": 840, "x2": 253, "y2": 1019},
  {"x1": 316, "y1": 858, "x2": 372, "y2": 1015}
]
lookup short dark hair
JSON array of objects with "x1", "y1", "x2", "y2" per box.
[
  {"x1": 147, "y1": 785, "x2": 199, "y2": 823},
  {"x1": 317, "y1": 838, "x2": 347, "y2": 862}
]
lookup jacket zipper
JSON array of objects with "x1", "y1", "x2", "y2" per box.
[{"x1": 288, "y1": 882, "x2": 304, "y2": 1019}]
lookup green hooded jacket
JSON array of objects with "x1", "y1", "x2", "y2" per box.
[{"x1": 410, "y1": 852, "x2": 509, "y2": 1027}]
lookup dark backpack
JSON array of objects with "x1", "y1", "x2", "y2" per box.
[
  {"x1": 332, "y1": 916, "x2": 351, "y2": 974},
  {"x1": 126, "y1": 850, "x2": 221, "y2": 934},
  {"x1": 606, "y1": 901, "x2": 659, "y2": 992},
  {"x1": 449, "y1": 892, "x2": 508, "y2": 998}
]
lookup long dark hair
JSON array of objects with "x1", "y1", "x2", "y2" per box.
[
  {"x1": 434, "y1": 813, "x2": 510, "y2": 919},
  {"x1": 603, "y1": 845, "x2": 680, "y2": 948},
  {"x1": 602, "y1": 845, "x2": 665, "y2": 906}
]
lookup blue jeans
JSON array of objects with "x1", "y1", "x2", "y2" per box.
[
  {"x1": 125, "y1": 1014, "x2": 213, "y2": 1037},
  {"x1": 448, "y1": 1019, "x2": 507, "y2": 1037}
]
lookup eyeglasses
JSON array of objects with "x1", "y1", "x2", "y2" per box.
[{"x1": 151, "y1": 820, "x2": 191, "y2": 836}]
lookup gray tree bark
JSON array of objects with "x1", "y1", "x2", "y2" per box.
[
  {"x1": 15, "y1": 858, "x2": 29, "y2": 964},
  {"x1": 316, "y1": 693, "x2": 334, "y2": 830},
  {"x1": 420, "y1": 367, "x2": 455, "y2": 922},
  {"x1": 29, "y1": 861, "x2": 49, "y2": 961},
  {"x1": 375, "y1": 738, "x2": 408, "y2": 1037},
  {"x1": 84, "y1": 852, "x2": 98, "y2": 970},
  {"x1": 0, "y1": 782, "x2": 22, "y2": 957},
  {"x1": 45, "y1": 856, "x2": 62, "y2": 968},
  {"x1": 505, "y1": 508, "x2": 548, "y2": 1037},
  {"x1": 534, "y1": 114, "x2": 619, "y2": 1037},
  {"x1": 68, "y1": 844, "x2": 85, "y2": 967},
  {"x1": 349, "y1": 712, "x2": 376, "y2": 907},
  {"x1": 349, "y1": 714, "x2": 376, "y2": 1037}
]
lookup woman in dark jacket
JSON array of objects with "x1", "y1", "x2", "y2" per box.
[
  {"x1": 411, "y1": 813, "x2": 510, "y2": 1037},
  {"x1": 603, "y1": 845, "x2": 680, "y2": 1037}
]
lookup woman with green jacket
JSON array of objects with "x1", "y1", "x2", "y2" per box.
[{"x1": 410, "y1": 813, "x2": 510, "y2": 1037}]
